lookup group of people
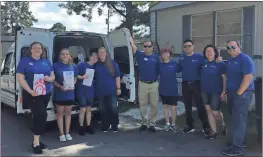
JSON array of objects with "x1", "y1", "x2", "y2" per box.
[
  {"x1": 130, "y1": 38, "x2": 254, "y2": 157},
  {"x1": 17, "y1": 43, "x2": 121, "y2": 154},
  {"x1": 16, "y1": 36, "x2": 254, "y2": 157}
]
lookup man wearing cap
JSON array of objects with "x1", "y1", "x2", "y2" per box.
[{"x1": 130, "y1": 38, "x2": 160, "y2": 132}]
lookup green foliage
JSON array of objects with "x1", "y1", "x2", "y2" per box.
[
  {"x1": 1, "y1": 2, "x2": 38, "y2": 35},
  {"x1": 59, "y1": 1, "x2": 157, "y2": 37},
  {"x1": 50, "y1": 22, "x2": 66, "y2": 32}
]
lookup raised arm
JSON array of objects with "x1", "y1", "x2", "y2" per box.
[{"x1": 130, "y1": 37, "x2": 137, "y2": 54}]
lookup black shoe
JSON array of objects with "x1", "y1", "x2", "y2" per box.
[
  {"x1": 226, "y1": 141, "x2": 247, "y2": 148},
  {"x1": 207, "y1": 131, "x2": 218, "y2": 140},
  {"x1": 203, "y1": 128, "x2": 212, "y2": 136},
  {"x1": 139, "y1": 125, "x2": 148, "y2": 131},
  {"x1": 221, "y1": 146, "x2": 244, "y2": 156},
  {"x1": 39, "y1": 142, "x2": 47, "y2": 149},
  {"x1": 86, "y1": 126, "x2": 95, "y2": 134},
  {"x1": 112, "y1": 126, "x2": 118, "y2": 132},
  {"x1": 32, "y1": 143, "x2": 43, "y2": 154},
  {"x1": 220, "y1": 125, "x2": 227, "y2": 136},
  {"x1": 183, "y1": 126, "x2": 195, "y2": 133},
  {"x1": 148, "y1": 126, "x2": 156, "y2": 132},
  {"x1": 79, "y1": 126, "x2": 86, "y2": 136}
]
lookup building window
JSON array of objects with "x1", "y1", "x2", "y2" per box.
[
  {"x1": 191, "y1": 12, "x2": 213, "y2": 53},
  {"x1": 216, "y1": 8, "x2": 243, "y2": 59}
]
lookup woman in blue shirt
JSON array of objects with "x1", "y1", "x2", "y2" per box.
[
  {"x1": 52, "y1": 48, "x2": 78, "y2": 142},
  {"x1": 159, "y1": 48, "x2": 180, "y2": 132},
  {"x1": 16, "y1": 42, "x2": 55, "y2": 154},
  {"x1": 95, "y1": 47, "x2": 121, "y2": 132},
  {"x1": 76, "y1": 52, "x2": 98, "y2": 136},
  {"x1": 200, "y1": 44, "x2": 227, "y2": 140}
]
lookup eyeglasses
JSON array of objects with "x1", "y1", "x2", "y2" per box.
[
  {"x1": 183, "y1": 45, "x2": 192, "y2": 48},
  {"x1": 144, "y1": 45, "x2": 152, "y2": 48},
  {"x1": 226, "y1": 45, "x2": 236, "y2": 50}
]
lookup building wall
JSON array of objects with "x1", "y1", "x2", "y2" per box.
[{"x1": 153, "y1": 2, "x2": 262, "y2": 55}]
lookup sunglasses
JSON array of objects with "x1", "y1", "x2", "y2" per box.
[
  {"x1": 226, "y1": 45, "x2": 236, "y2": 50},
  {"x1": 144, "y1": 45, "x2": 152, "y2": 48},
  {"x1": 183, "y1": 45, "x2": 192, "y2": 48}
]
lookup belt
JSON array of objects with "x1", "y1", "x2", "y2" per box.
[
  {"x1": 140, "y1": 80, "x2": 157, "y2": 84},
  {"x1": 182, "y1": 80, "x2": 200, "y2": 84}
]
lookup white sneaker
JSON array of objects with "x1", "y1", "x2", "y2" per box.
[
  {"x1": 65, "y1": 134, "x2": 73, "y2": 141},
  {"x1": 59, "y1": 135, "x2": 66, "y2": 142}
]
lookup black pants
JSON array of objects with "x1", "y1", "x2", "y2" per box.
[
  {"x1": 98, "y1": 95, "x2": 118, "y2": 130},
  {"x1": 182, "y1": 81, "x2": 210, "y2": 129},
  {"x1": 23, "y1": 91, "x2": 51, "y2": 135}
]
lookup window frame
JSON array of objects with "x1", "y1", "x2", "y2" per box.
[
  {"x1": 190, "y1": 12, "x2": 214, "y2": 52},
  {"x1": 215, "y1": 8, "x2": 244, "y2": 49}
]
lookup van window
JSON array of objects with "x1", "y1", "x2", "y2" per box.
[
  {"x1": 114, "y1": 46, "x2": 130, "y2": 74},
  {"x1": 21, "y1": 47, "x2": 48, "y2": 59},
  {"x1": 53, "y1": 35, "x2": 104, "y2": 64},
  {"x1": 2, "y1": 53, "x2": 12, "y2": 75}
]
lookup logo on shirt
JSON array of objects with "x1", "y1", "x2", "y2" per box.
[
  {"x1": 144, "y1": 58, "x2": 148, "y2": 61},
  {"x1": 234, "y1": 62, "x2": 239, "y2": 64},
  {"x1": 192, "y1": 60, "x2": 198, "y2": 63},
  {"x1": 204, "y1": 64, "x2": 207, "y2": 67},
  {"x1": 211, "y1": 65, "x2": 217, "y2": 68},
  {"x1": 169, "y1": 65, "x2": 175, "y2": 68},
  {"x1": 180, "y1": 57, "x2": 184, "y2": 60},
  {"x1": 29, "y1": 62, "x2": 33, "y2": 65}
]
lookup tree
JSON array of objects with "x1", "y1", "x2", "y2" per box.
[
  {"x1": 50, "y1": 22, "x2": 66, "y2": 32},
  {"x1": 1, "y1": 2, "x2": 38, "y2": 35},
  {"x1": 59, "y1": 2, "x2": 157, "y2": 37}
]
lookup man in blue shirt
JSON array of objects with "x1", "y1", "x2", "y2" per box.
[
  {"x1": 130, "y1": 38, "x2": 160, "y2": 132},
  {"x1": 177, "y1": 39, "x2": 210, "y2": 135},
  {"x1": 221, "y1": 40, "x2": 254, "y2": 156}
]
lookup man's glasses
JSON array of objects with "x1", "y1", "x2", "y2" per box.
[
  {"x1": 144, "y1": 45, "x2": 152, "y2": 48},
  {"x1": 226, "y1": 45, "x2": 236, "y2": 50},
  {"x1": 183, "y1": 45, "x2": 192, "y2": 48}
]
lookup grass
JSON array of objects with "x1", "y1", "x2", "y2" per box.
[{"x1": 118, "y1": 101, "x2": 262, "y2": 152}]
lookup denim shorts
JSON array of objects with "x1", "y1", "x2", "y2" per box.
[
  {"x1": 77, "y1": 96, "x2": 93, "y2": 108},
  {"x1": 201, "y1": 92, "x2": 221, "y2": 111}
]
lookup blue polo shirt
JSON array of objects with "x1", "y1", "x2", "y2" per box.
[
  {"x1": 16, "y1": 57, "x2": 53, "y2": 94},
  {"x1": 226, "y1": 52, "x2": 254, "y2": 93},
  {"x1": 76, "y1": 62, "x2": 95, "y2": 100},
  {"x1": 159, "y1": 60, "x2": 180, "y2": 96},
  {"x1": 177, "y1": 53, "x2": 204, "y2": 81},
  {"x1": 95, "y1": 60, "x2": 120, "y2": 96},
  {"x1": 53, "y1": 62, "x2": 78, "y2": 101},
  {"x1": 135, "y1": 50, "x2": 160, "y2": 81},
  {"x1": 200, "y1": 60, "x2": 226, "y2": 94}
]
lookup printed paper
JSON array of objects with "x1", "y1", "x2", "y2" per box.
[
  {"x1": 33, "y1": 74, "x2": 46, "y2": 95},
  {"x1": 63, "y1": 71, "x2": 75, "y2": 90},
  {"x1": 78, "y1": 54, "x2": 84, "y2": 62},
  {"x1": 83, "y1": 69, "x2": 95, "y2": 87}
]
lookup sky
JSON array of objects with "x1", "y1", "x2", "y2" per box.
[{"x1": 29, "y1": 2, "x2": 123, "y2": 34}]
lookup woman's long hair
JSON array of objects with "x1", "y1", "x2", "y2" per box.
[
  {"x1": 28, "y1": 42, "x2": 46, "y2": 59},
  {"x1": 59, "y1": 48, "x2": 73, "y2": 66},
  {"x1": 98, "y1": 47, "x2": 115, "y2": 77}
]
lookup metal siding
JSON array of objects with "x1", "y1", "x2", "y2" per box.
[
  {"x1": 243, "y1": 6, "x2": 255, "y2": 57},
  {"x1": 212, "y1": 11, "x2": 216, "y2": 45},
  {"x1": 150, "y1": 12, "x2": 156, "y2": 42}
]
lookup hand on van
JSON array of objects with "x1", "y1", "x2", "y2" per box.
[{"x1": 116, "y1": 89, "x2": 121, "y2": 96}]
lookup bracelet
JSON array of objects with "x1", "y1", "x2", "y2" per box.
[{"x1": 117, "y1": 88, "x2": 121, "y2": 90}]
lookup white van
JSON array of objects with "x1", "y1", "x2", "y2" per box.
[{"x1": 1, "y1": 26, "x2": 136, "y2": 122}]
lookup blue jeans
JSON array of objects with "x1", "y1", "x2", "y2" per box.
[
  {"x1": 98, "y1": 95, "x2": 118, "y2": 130},
  {"x1": 227, "y1": 91, "x2": 253, "y2": 148}
]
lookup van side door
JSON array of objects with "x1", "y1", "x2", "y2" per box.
[
  {"x1": 107, "y1": 28, "x2": 135, "y2": 103},
  {"x1": 15, "y1": 27, "x2": 54, "y2": 113}
]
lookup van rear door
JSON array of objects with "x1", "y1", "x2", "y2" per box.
[
  {"x1": 15, "y1": 27, "x2": 54, "y2": 113},
  {"x1": 107, "y1": 28, "x2": 135, "y2": 103}
]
